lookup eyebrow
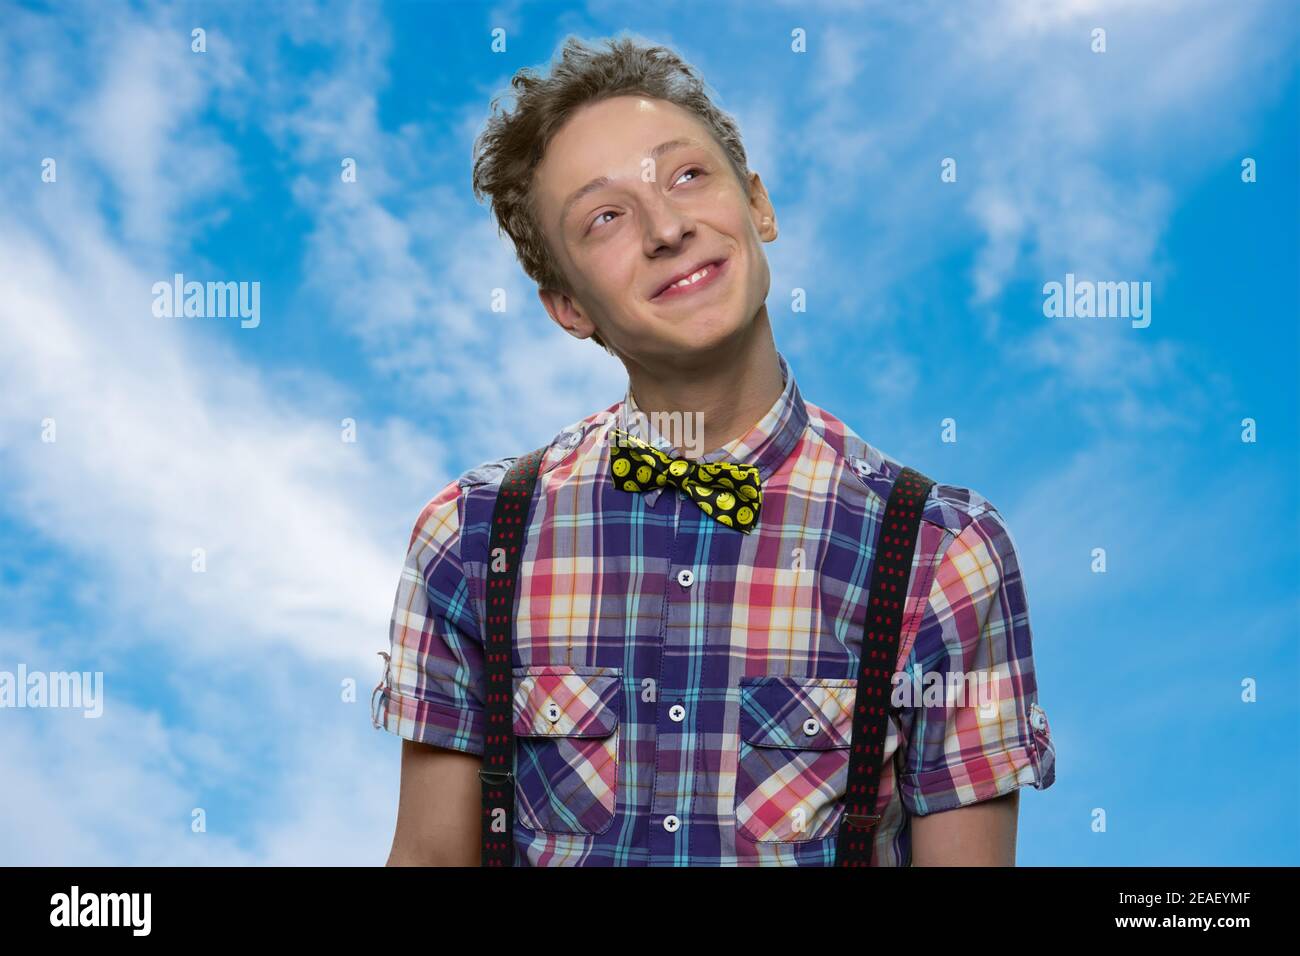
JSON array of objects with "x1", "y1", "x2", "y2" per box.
[{"x1": 558, "y1": 137, "x2": 706, "y2": 227}]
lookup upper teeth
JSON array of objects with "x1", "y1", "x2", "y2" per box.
[{"x1": 669, "y1": 266, "x2": 711, "y2": 290}]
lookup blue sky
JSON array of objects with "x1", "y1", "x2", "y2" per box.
[{"x1": 0, "y1": 0, "x2": 1296, "y2": 865}]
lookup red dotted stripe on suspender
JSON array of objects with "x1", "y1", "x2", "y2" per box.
[
  {"x1": 835, "y1": 466, "x2": 935, "y2": 867},
  {"x1": 480, "y1": 449, "x2": 547, "y2": 867}
]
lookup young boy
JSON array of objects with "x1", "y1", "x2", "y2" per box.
[{"x1": 373, "y1": 35, "x2": 1055, "y2": 866}]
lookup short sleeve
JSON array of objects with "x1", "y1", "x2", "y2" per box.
[
  {"x1": 895, "y1": 505, "x2": 1056, "y2": 815},
  {"x1": 370, "y1": 479, "x2": 486, "y2": 756}
]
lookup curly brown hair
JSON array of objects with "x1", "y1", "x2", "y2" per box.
[{"x1": 470, "y1": 34, "x2": 752, "y2": 350}]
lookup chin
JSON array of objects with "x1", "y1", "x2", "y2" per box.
[{"x1": 664, "y1": 311, "x2": 750, "y2": 358}]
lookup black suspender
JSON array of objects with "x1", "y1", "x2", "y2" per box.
[
  {"x1": 834, "y1": 464, "x2": 936, "y2": 866},
  {"x1": 479, "y1": 447, "x2": 549, "y2": 867},
  {"x1": 476, "y1": 449, "x2": 934, "y2": 868}
]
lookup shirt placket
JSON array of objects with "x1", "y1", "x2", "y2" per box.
[{"x1": 648, "y1": 487, "x2": 700, "y2": 863}]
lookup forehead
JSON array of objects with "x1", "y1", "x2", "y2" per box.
[{"x1": 533, "y1": 96, "x2": 719, "y2": 222}]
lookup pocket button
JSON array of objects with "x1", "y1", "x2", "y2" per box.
[
  {"x1": 1030, "y1": 702, "x2": 1048, "y2": 732},
  {"x1": 802, "y1": 717, "x2": 821, "y2": 737}
]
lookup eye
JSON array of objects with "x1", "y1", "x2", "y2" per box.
[
  {"x1": 674, "y1": 166, "x2": 705, "y2": 186},
  {"x1": 587, "y1": 209, "x2": 618, "y2": 233}
]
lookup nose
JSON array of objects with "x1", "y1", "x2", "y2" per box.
[{"x1": 641, "y1": 189, "x2": 696, "y2": 253}]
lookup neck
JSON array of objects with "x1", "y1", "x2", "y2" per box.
[{"x1": 622, "y1": 308, "x2": 783, "y2": 458}]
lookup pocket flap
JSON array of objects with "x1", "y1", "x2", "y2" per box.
[
  {"x1": 739, "y1": 676, "x2": 856, "y2": 749},
  {"x1": 512, "y1": 666, "x2": 621, "y2": 737}
]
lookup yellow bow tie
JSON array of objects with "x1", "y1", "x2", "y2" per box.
[{"x1": 607, "y1": 428, "x2": 763, "y2": 533}]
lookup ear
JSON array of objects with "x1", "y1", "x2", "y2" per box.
[
  {"x1": 745, "y1": 171, "x2": 778, "y2": 241},
  {"x1": 538, "y1": 286, "x2": 600, "y2": 341}
]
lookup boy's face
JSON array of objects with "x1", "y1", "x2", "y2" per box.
[{"x1": 532, "y1": 95, "x2": 777, "y2": 368}]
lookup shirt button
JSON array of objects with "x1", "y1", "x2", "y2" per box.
[
  {"x1": 1030, "y1": 705, "x2": 1048, "y2": 731},
  {"x1": 677, "y1": 569, "x2": 694, "y2": 588},
  {"x1": 544, "y1": 700, "x2": 561, "y2": 723},
  {"x1": 663, "y1": 814, "x2": 680, "y2": 832},
  {"x1": 802, "y1": 717, "x2": 821, "y2": 737},
  {"x1": 669, "y1": 704, "x2": 685, "y2": 722}
]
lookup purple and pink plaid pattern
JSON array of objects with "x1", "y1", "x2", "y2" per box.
[{"x1": 373, "y1": 351, "x2": 1056, "y2": 865}]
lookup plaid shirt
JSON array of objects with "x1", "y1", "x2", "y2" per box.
[{"x1": 373, "y1": 351, "x2": 1056, "y2": 865}]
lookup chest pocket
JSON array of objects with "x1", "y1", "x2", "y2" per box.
[
  {"x1": 512, "y1": 666, "x2": 621, "y2": 835},
  {"x1": 735, "y1": 676, "x2": 857, "y2": 843}
]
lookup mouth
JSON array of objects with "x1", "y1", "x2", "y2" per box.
[{"x1": 650, "y1": 257, "x2": 730, "y2": 302}]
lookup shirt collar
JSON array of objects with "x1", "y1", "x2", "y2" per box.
[{"x1": 610, "y1": 350, "x2": 809, "y2": 506}]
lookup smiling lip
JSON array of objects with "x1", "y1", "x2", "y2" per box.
[{"x1": 650, "y1": 258, "x2": 729, "y2": 302}]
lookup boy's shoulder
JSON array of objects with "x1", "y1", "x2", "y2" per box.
[
  {"x1": 803, "y1": 398, "x2": 1000, "y2": 540},
  {"x1": 431, "y1": 404, "x2": 617, "y2": 559},
  {"x1": 451, "y1": 401, "x2": 620, "y2": 493}
]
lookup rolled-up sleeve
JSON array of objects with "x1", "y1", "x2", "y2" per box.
[
  {"x1": 371, "y1": 479, "x2": 485, "y2": 756},
  {"x1": 896, "y1": 503, "x2": 1056, "y2": 815}
]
